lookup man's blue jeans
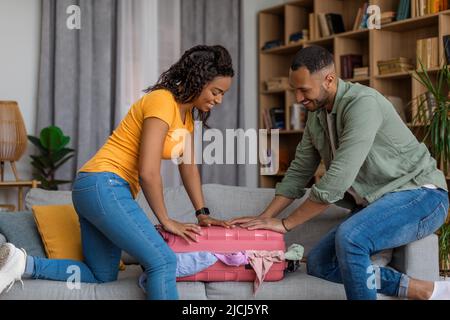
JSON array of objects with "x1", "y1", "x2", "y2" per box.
[
  {"x1": 30, "y1": 172, "x2": 178, "y2": 300},
  {"x1": 307, "y1": 187, "x2": 449, "y2": 300}
]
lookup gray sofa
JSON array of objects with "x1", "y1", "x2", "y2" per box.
[{"x1": 0, "y1": 184, "x2": 440, "y2": 300}]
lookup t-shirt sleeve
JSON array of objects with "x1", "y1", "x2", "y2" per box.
[{"x1": 141, "y1": 90, "x2": 177, "y2": 127}]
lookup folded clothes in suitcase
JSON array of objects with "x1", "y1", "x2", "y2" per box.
[{"x1": 158, "y1": 226, "x2": 287, "y2": 282}]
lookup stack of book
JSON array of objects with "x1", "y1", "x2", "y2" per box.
[
  {"x1": 381, "y1": 11, "x2": 397, "y2": 24},
  {"x1": 416, "y1": 37, "x2": 439, "y2": 69},
  {"x1": 377, "y1": 57, "x2": 414, "y2": 75},
  {"x1": 353, "y1": 2, "x2": 370, "y2": 30},
  {"x1": 353, "y1": 67, "x2": 369, "y2": 79},
  {"x1": 396, "y1": 0, "x2": 411, "y2": 21},
  {"x1": 317, "y1": 13, "x2": 345, "y2": 37},
  {"x1": 341, "y1": 55, "x2": 363, "y2": 79},
  {"x1": 265, "y1": 77, "x2": 290, "y2": 92},
  {"x1": 412, "y1": 0, "x2": 449, "y2": 17}
]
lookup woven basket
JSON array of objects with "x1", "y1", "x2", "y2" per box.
[{"x1": 0, "y1": 101, "x2": 27, "y2": 161}]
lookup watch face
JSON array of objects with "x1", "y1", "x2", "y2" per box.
[{"x1": 196, "y1": 208, "x2": 210, "y2": 216}]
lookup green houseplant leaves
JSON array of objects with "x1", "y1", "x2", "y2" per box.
[
  {"x1": 413, "y1": 62, "x2": 450, "y2": 277},
  {"x1": 27, "y1": 126, "x2": 75, "y2": 190}
]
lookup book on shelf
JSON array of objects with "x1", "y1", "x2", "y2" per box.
[
  {"x1": 269, "y1": 107, "x2": 286, "y2": 130},
  {"x1": 353, "y1": 67, "x2": 369, "y2": 78},
  {"x1": 317, "y1": 13, "x2": 331, "y2": 37},
  {"x1": 381, "y1": 11, "x2": 397, "y2": 25},
  {"x1": 397, "y1": 0, "x2": 411, "y2": 21},
  {"x1": 309, "y1": 13, "x2": 318, "y2": 41},
  {"x1": 444, "y1": 35, "x2": 450, "y2": 65},
  {"x1": 377, "y1": 57, "x2": 414, "y2": 75},
  {"x1": 412, "y1": 0, "x2": 447, "y2": 17},
  {"x1": 325, "y1": 13, "x2": 345, "y2": 34},
  {"x1": 359, "y1": 3, "x2": 370, "y2": 29},
  {"x1": 340, "y1": 54, "x2": 363, "y2": 79},
  {"x1": 262, "y1": 108, "x2": 273, "y2": 130},
  {"x1": 317, "y1": 13, "x2": 345, "y2": 37},
  {"x1": 416, "y1": 37, "x2": 439, "y2": 69},
  {"x1": 414, "y1": 91, "x2": 437, "y2": 123}
]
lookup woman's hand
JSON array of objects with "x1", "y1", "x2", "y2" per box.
[
  {"x1": 197, "y1": 214, "x2": 233, "y2": 228},
  {"x1": 227, "y1": 217, "x2": 288, "y2": 234},
  {"x1": 162, "y1": 219, "x2": 203, "y2": 244}
]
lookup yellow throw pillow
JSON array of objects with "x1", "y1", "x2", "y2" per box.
[{"x1": 32, "y1": 204, "x2": 125, "y2": 271}]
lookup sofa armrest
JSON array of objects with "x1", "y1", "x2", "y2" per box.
[{"x1": 390, "y1": 234, "x2": 440, "y2": 282}]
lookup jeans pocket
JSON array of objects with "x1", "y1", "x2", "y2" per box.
[
  {"x1": 417, "y1": 202, "x2": 447, "y2": 240},
  {"x1": 72, "y1": 186, "x2": 106, "y2": 222}
]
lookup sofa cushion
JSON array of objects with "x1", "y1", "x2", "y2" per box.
[
  {"x1": 32, "y1": 204, "x2": 84, "y2": 260},
  {"x1": 0, "y1": 211, "x2": 46, "y2": 257}
]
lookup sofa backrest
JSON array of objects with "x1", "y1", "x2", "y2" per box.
[{"x1": 25, "y1": 184, "x2": 351, "y2": 255}]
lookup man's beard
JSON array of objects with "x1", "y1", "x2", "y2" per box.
[{"x1": 312, "y1": 86, "x2": 329, "y2": 110}]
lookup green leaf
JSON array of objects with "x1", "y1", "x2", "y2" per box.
[
  {"x1": 27, "y1": 135, "x2": 46, "y2": 152},
  {"x1": 30, "y1": 160, "x2": 48, "y2": 177},
  {"x1": 40, "y1": 126, "x2": 70, "y2": 152},
  {"x1": 49, "y1": 148, "x2": 75, "y2": 164},
  {"x1": 54, "y1": 155, "x2": 74, "y2": 171}
]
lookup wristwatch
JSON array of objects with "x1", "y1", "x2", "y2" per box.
[{"x1": 195, "y1": 207, "x2": 210, "y2": 217}]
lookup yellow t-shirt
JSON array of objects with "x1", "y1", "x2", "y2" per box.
[{"x1": 80, "y1": 89, "x2": 194, "y2": 198}]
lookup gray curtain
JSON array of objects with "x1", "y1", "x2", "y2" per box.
[
  {"x1": 37, "y1": 0, "x2": 119, "y2": 187},
  {"x1": 181, "y1": 0, "x2": 245, "y2": 186}
]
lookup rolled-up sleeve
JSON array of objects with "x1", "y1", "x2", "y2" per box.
[
  {"x1": 309, "y1": 97, "x2": 383, "y2": 204},
  {"x1": 275, "y1": 125, "x2": 321, "y2": 199}
]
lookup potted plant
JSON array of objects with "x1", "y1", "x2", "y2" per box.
[
  {"x1": 413, "y1": 62, "x2": 450, "y2": 277},
  {"x1": 27, "y1": 126, "x2": 75, "y2": 190}
]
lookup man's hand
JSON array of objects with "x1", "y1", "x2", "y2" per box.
[
  {"x1": 228, "y1": 217, "x2": 288, "y2": 234},
  {"x1": 197, "y1": 214, "x2": 232, "y2": 228},
  {"x1": 162, "y1": 219, "x2": 202, "y2": 244},
  {"x1": 227, "y1": 216, "x2": 258, "y2": 226}
]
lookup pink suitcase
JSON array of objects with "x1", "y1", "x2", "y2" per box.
[{"x1": 158, "y1": 226, "x2": 286, "y2": 282}]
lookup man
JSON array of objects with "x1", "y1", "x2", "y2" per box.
[{"x1": 229, "y1": 46, "x2": 450, "y2": 300}]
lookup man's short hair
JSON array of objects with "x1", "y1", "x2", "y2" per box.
[{"x1": 291, "y1": 46, "x2": 334, "y2": 74}]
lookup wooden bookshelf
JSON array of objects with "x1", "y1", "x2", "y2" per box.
[{"x1": 258, "y1": 0, "x2": 450, "y2": 188}]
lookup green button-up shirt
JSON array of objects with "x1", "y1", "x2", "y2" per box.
[{"x1": 275, "y1": 79, "x2": 448, "y2": 207}]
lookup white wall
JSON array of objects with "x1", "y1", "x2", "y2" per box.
[
  {"x1": 0, "y1": 0, "x2": 41, "y2": 206},
  {"x1": 242, "y1": 0, "x2": 292, "y2": 188}
]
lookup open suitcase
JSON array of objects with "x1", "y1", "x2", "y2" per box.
[{"x1": 158, "y1": 226, "x2": 287, "y2": 282}]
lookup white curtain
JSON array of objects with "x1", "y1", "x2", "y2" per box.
[{"x1": 116, "y1": 0, "x2": 182, "y2": 188}]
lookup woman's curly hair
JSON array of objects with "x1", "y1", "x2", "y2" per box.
[{"x1": 144, "y1": 45, "x2": 234, "y2": 127}]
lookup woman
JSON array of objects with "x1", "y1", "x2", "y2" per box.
[{"x1": 0, "y1": 45, "x2": 234, "y2": 300}]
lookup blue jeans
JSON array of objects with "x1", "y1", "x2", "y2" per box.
[
  {"x1": 306, "y1": 187, "x2": 449, "y2": 300},
  {"x1": 30, "y1": 172, "x2": 178, "y2": 300}
]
